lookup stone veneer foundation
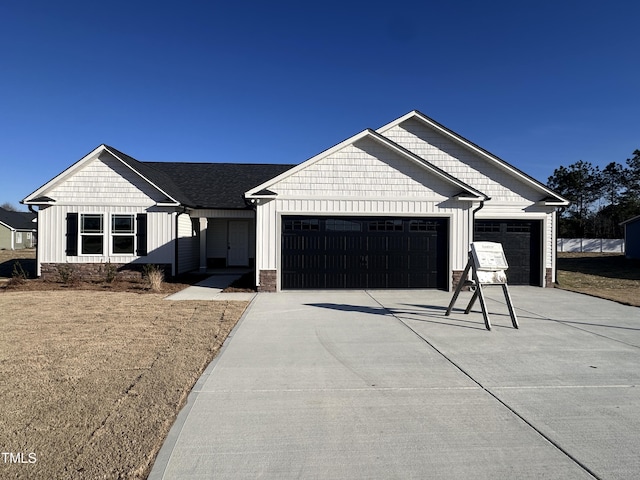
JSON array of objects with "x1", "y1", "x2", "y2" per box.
[
  {"x1": 258, "y1": 270, "x2": 277, "y2": 292},
  {"x1": 545, "y1": 268, "x2": 554, "y2": 287}
]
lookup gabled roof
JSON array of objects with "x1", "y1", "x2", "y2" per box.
[
  {"x1": 246, "y1": 128, "x2": 487, "y2": 201},
  {"x1": 21, "y1": 144, "x2": 180, "y2": 206},
  {"x1": 22, "y1": 144, "x2": 296, "y2": 210},
  {"x1": 0, "y1": 207, "x2": 36, "y2": 230},
  {"x1": 377, "y1": 110, "x2": 570, "y2": 206}
]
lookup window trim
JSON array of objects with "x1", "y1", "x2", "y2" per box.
[
  {"x1": 76, "y1": 213, "x2": 145, "y2": 257},
  {"x1": 111, "y1": 214, "x2": 136, "y2": 255},
  {"x1": 79, "y1": 213, "x2": 105, "y2": 255}
]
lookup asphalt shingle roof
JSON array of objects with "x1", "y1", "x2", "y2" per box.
[
  {"x1": 146, "y1": 162, "x2": 295, "y2": 209},
  {"x1": 0, "y1": 207, "x2": 36, "y2": 230},
  {"x1": 105, "y1": 145, "x2": 295, "y2": 209}
]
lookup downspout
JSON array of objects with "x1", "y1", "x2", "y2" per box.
[
  {"x1": 554, "y1": 206, "x2": 566, "y2": 286},
  {"x1": 471, "y1": 198, "x2": 489, "y2": 243}
]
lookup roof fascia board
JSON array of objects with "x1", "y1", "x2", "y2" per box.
[
  {"x1": 246, "y1": 129, "x2": 486, "y2": 200},
  {"x1": 0, "y1": 220, "x2": 14, "y2": 230},
  {"x1": 377, "y1": 110, "x2": 570, "y2": 205},
  {"x1": 22, "y1": 145, "x2": 107, "y2": 204}
]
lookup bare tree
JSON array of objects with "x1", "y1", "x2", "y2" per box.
[{"x1": 1, "y1": 202, "x2": 19, "y2": 211}]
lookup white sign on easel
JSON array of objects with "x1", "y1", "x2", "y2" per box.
[{"x1": 445, "y1": 242, "x2": 519, "y2": 331}]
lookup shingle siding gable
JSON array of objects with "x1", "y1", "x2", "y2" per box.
[
  {"x1": 46, "y1": 153, "x2": 166, "y2": 205},
  {"x1": 382, "y1": 119, "x2": 543, "y2": 202},
  {"x1": 269, "y1": 138, "x2": 458, "y2": 200}
]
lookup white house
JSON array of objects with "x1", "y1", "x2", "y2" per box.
[{"x1": 22, "y1": 110, "x2": 568, "y2": 290}]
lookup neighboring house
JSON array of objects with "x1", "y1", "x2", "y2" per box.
[
  {"x1": 22, "y1": 110, "x2": 569, "y2": 290},
  {"x1": 620, "y1": 215, "x2": 640, "y2": 259},
  {"x1": 0, "y1": 207, "x2": 36, "y2": 250}
]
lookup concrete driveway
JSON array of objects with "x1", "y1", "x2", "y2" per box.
[{"x1": 150, "y1": 287, "x2": 640, "y2": 479}]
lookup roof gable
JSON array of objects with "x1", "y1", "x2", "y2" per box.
[
  {"x1": 246, "y1": 129, "x2": 486, "y2": 201},
  {"x1": 22, "y1": 145, "x2": 181, "y2": 206},
  {"x1": 377, "y1": 110, "x2": 569, "y2": 205}
]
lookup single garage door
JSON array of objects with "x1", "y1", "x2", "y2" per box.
[
  {"x1": 474, "y1": 220, "x2": 542, "y2": 285},
  {"x1": 282, "y1": 216, "x2": 448, "y2": 289}
]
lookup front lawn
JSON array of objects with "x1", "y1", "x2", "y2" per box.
[
  {"x1": 0, "y1": 290, "x2": 248, "y2": 479},
  {"x1": 556, "y1": 252, "x2": 640, "y2": 307}
]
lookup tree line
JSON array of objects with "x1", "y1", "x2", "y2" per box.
[{"x1": 547, "y1": 149, "x2": 640, "y2": 238}]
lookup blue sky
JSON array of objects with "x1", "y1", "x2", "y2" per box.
[{"x1": 1, "y1": 0, "x2": 638, "y2": 209}]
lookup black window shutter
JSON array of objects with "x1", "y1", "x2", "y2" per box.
[
  {"x1": 136, "y1": 214, "x2": 148, "y2": 256},
  {"x1": 66, "y1": 213, "x2": 78, "y2": 256}
]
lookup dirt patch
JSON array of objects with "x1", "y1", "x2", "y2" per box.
[
  {"x1": 0, "y1": 290, "x2": 249, "y2": 479},
  {"x1": 557, "y1": 253, "x2": 640, "y2": 307}
]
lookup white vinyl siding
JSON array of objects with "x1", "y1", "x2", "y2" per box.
[
  {"x1": 272, "y1": 138, "x2": 454, "y2": 201},
  {"x1": 36, "y1": 205, "x2": 175, "y2": 275},
  {"x1": 46, "y1": 152, "x2": 168, "y2": 205},
  {"x1": 177, "y1": 213, "x2": 198, "y2": 274},
  {"x1": 382, "y1": 120, "x2": 542, "y2": 204}
]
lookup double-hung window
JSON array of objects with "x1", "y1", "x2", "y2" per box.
[
  {"x1": 111, "y1": 215, "x2": 135, "y2": 254},
  {"x1": 80, "y1": 214, "x2": 104, "y2": 254},
  {"x1": 67, "y1": 213, "x2": 146, "y2": 257}
]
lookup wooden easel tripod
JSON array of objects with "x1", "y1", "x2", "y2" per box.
[{"x1": 445, "y1": 252, "x2": 519, "y2": 331}]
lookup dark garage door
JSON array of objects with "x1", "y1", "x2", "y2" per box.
[
  {"x1": 282, "y1": 216, "x2": 448, "y2": 289},
  {"x1": 474, "y1": 220, "x2": 541, "y2": 285}
]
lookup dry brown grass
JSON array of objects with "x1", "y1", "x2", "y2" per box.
[
  {"x1": 557, "y1": 252, "x2": 640, "y2": 307},
  {"x1": 0, "y1": 290, "x2": 248, "y2": 479}
]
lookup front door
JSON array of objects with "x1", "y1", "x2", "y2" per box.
[{"x1": 227, "y1": 221, "x2": 249, "y2": 266}]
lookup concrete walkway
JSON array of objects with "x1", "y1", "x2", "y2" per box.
[
  {"x1": 164, "y1": 274, "x2": 256, "y2": 301},
  {"x1": 150, "y1": 287, "x2": 640, "y2": 479}
]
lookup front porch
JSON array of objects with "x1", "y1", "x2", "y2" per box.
[{"x1": 181, "y1": 209, "x2": 256, "y2": 275}]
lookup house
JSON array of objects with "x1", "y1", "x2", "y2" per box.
[
  {"x1": 620, "y1": 215, "x2": 640, "y2": 259},
  {"x1": 0, "y1": 207, "x2": 36, "y2": 250},
  {"x1": 22, "y1": 110, "x2": 569, "y2": 290}
]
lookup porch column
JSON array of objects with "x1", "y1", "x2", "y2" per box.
[{"x1": 199, "y1": 217, "x2": 208, "y2": 272}]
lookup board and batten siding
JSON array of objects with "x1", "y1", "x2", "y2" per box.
[
  {"x1": 36, "y1": 205, "x2": 176, "y2": 275},
  {"x1": 46, "y1": 153, "x2": 168, "y2": 206},
  {"x1": 177, "y1": 213, "x2": 198, "y2": 274}
]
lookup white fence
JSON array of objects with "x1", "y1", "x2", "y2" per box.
[{"x1": 557, "y1": 238, "x2": 625, "y2": 253}]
